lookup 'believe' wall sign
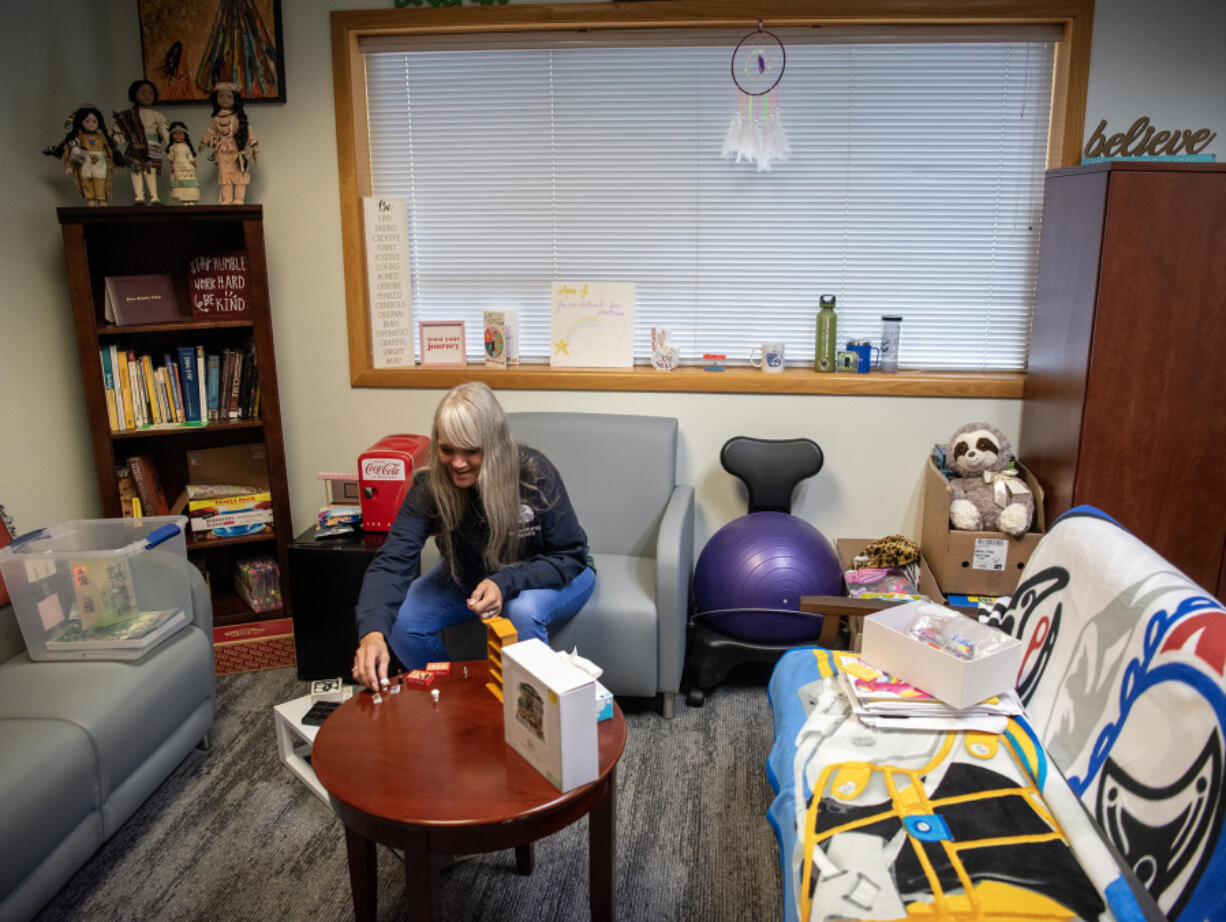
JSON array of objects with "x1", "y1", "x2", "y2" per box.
[{"x1": 1083, "y1": 117, "x2": 1217, "y2": 162}]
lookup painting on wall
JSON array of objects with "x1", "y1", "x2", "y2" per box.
[{"x1": 138, "y1": 0, "x2": 286, "y2": 103}]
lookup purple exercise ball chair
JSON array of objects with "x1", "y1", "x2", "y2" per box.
[{"x1": 693, "y1": 511, "x2": 843, "y2": 644}]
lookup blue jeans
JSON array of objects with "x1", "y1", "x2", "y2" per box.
[{"x1": 387, "y1": 562, "x2": 596, "y2": 670}]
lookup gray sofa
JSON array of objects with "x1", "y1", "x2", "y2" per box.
[
  {"x1": 0, "y1": 558, "x2": 215, "y2": 922},
  {"x1": 444, "y1": 412, "x2": 694, "y2": 717}
]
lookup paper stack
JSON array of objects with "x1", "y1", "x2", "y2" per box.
[{"x1": 837, "y1": 653, "x2": 1022, "y2": 733}]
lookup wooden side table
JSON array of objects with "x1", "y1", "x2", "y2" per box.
[{"x1": 313, "y1": 661, "x2": 626, "y2": 921}]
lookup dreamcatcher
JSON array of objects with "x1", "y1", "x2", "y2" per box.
[{"x1": 721, "y1": 23, "x2": 791, "y2": 172}]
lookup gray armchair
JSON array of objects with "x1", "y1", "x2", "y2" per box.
[
  {"x1": 512, "y1": 412, "x2": 692, "y2": 717},
  {"x1": 444, "y1": 413, "x2": 693, "y2": 716}
]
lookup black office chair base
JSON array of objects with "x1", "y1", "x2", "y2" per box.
[{"x1": 683, "y1": 621, "x2": 822, "y2": 707}]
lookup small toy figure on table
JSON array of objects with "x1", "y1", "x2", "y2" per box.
[
  {"x1": 199, "y1": 83, "x2": 258, "y2": 205},
  {"x1": 43, "y1": 104, "x2": 119, "y2": 207},
  {"x1": 111, "y1": 79, "x2": 170, "y2": 205},
  {"x1": 165, "y1": 121, "x2": 199, "y2": 205}
]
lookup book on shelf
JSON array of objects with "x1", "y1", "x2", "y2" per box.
[
  {"x1": 159, "y1": 364, "x2": 175, "y2": 424},
  {"x1": 176, "y1": 345, "x2": 204, "y2": 423},
  {"x1": 115, "y1": 461, "x2": 140, "y2": 518},
  {"x1": 104, "y1": 274, "x2": 182, "y2": 326},
  {"x1": 188, "y1": 251, "x2": 252, "y2": 320},
  {"x1": 195, "y1": 345, "x2": 207, "y2": 422},
  {"x1": 114, "y1": 347, "x2": 135, "y2": 431},
  {"x1": 139, "y1": 354, "x2": 162, "y2": 425},
  {"x1": 99, "y1": 347, "x2": 119, "y2": 431},
  {"x1": 153, "y1": 366, "x2": 170, "y2": 424},
  {"x1": 232, "y1": 344, "x2": 252, "y2": 418},
  {"x1": 206, "y1": 353, "x2": 221, "y2": 421},
  {"x1": 162, "y1": 354, "x2": 183, "y2": 423},
  {"x1": 220, "y1": 349, "x2": 236, "y2": 418},
  {"x1": 127, "y1": 453, "x2": 170, "y2": 516},
  {"x1": 128, "y1": 351, "x2": 147, "y2": 428}
]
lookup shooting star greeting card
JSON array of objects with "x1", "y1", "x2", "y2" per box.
[{"x1": 549, "y1": 282, "x2": 635, "y2": 368}]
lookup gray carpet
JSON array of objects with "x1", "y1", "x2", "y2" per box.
[{"x1": 33, "y1": 667, "x2": 783, "y2": 921}]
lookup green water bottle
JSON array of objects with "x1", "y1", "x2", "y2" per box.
[{"x1": 815, "y1": 294, "x2": 838, "y2": 372}]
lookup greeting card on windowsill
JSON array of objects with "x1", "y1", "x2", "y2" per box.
[{"x1": 549, "y1": 282, "x2": 634, "y2": 368}]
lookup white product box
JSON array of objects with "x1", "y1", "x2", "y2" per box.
[
  {"x1": 860, "y1": 601, "x2": 1023, "y2": 709},
  {"x1": 502, "y1": 638, "x2": 597, "y2": 792}
]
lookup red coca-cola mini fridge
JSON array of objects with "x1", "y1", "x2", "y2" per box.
[{"x1": 357, "y1": 434, "x2": 431, "y2": 531}]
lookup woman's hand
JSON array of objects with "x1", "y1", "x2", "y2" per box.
[
  {"x1": 353, "y1": 631, "x2": 390, "y2": 691},
  {"x1": 467, "y1": 579, "x2": 503, "y2": 620}
]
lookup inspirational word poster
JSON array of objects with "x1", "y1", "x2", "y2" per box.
[
  {"x1": 188, "y1": 253, "x2": 250, "y2": 319},
  {"x1": 549, "y1": 282, "x2": 635, "y2": 368},
  {"x1": 363, "y1": 196, "x2": 413, "y2": 368}
]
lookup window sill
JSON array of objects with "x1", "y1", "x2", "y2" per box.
[{"x1": 351, "y1": 365, "x2": 1024, "y2": 398}]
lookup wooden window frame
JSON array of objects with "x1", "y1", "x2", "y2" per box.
[{"x1": 331, "y1": 0, "x2": 1093, "y2": 398}]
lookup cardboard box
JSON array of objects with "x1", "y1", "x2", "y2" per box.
[
  {"x1": 836, "y1": 538, "x2": 946, "y2": 604},
  {"x1": 827, "y1": 538, "x2": 946, "y2": 650},
  {"x1": 502, "y1": 638, "x2": 597, "y2": 792},
  {"x1": 861, "y1": 601, "x2": 1023, "y2": 709},
  {"x1": 920, "y1": 456, "x2": 1046, "y2": 596},
  {"x1": 186, "y1": 444, "x2": 273, "y2": 536}
]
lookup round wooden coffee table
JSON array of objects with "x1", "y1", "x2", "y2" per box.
[{"x1": 313, "y1": 661, "x2": 627, "y2": 922}]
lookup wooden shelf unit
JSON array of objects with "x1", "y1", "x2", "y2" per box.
[
  {"x1": 1021, "y1": 163, "x2": 1226, "y2": 598},
  {"x1": 57, "y1": 205, "x2": 293, "y2": 625}
]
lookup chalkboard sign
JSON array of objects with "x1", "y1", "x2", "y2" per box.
[{"x1": 188, "y1": 251, "x2": 252, "y2": 319}]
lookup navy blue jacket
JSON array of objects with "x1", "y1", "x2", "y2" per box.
[{"x1": 354, "y1": 447, "x2": 590, "y2": 640}]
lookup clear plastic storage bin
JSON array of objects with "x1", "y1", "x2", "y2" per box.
[{"x1": 0, "y1": 516, "x2": 191, "y2": 661}]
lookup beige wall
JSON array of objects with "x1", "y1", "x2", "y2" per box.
[{"x1": 2, "y1": 0, "x2": 1222, "y2": 549}]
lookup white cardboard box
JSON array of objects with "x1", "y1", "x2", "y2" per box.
[
  {"x1": 860, "y1": 601, "x2": 1023, "y2": 709},
  {"x1": 502, "y1": 638, "x2": 597, "y2": 792}
]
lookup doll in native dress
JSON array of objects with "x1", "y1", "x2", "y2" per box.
[
  {"x1": 166, "y1": 121, "x2": 199, "y2": 205},
  {"x1": 112, "y1": 79, "x2": 170, "y2": 204},
  {"x1": 44, "y1": 104, "x2": 120, "y2": 206},
  {"x1": 199, "y1": 83, "x2": 258, "y2": 204}
]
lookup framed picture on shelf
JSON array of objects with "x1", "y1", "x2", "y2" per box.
[
  {"x1": 419, "y1": 321, "x2": 467, "y2": 368},
  {"x1": 137, "y1": 0, "x2": 287, "y2": 103}
]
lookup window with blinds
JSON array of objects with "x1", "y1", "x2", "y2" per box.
[{"x1": 363, "y1": 27, "x2": 1056, "y2": 370}]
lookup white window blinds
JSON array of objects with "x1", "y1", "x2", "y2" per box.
[{"x1": 363, "y1": 28, "x2": 1056, "y2": 369}]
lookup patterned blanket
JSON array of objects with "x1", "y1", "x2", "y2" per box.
[
  {"x1": 767, "y1": 648, "x2": 1145, "y2": 922},
  {"x1": 986, "y1": 507, "x2": 1225, "y2": 922}
]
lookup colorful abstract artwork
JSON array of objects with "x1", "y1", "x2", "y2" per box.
[{"x1": 138, "y1": 0, "x2": 286, "y2": 103}]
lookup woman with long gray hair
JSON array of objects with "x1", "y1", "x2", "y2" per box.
[{"x1": 352, "y1": 382, "x2": 594, "y2": 691}]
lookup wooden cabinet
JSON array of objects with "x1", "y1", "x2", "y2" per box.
[
  {"x1": 1021, "y1": 162, "x2": 1226, "y2": 597},
  {"x1": 57, "y1": 205, "x2": 292, "y2": 625}
]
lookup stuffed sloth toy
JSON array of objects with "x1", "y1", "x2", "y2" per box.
[{"x1": 945, "y1": 422, "x2": 1034, "y2": 537}]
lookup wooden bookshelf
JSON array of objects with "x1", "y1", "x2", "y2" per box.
[{"x1": 57, "y1": 205, "x2": 293, "y2": 625}]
